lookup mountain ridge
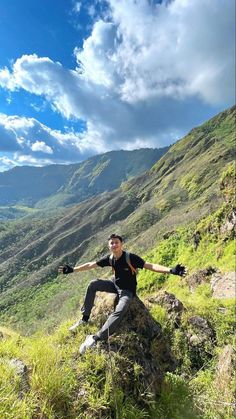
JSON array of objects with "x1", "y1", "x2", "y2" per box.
[{"x1": 0, "y1": 147, "x2": 169, "y2": 213}]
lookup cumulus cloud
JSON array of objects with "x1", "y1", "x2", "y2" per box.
[
  {"x1": 0, "y1": 53, "x2": 217, "y2": 151},
  {"x1": 86, "y1": 0, "x2": 234, "y2": 105},
  {"x1": 0, "y1": 0, "x2": 234, "y2": 170},
  {"x1": 0, "y1": 114, "x2": 107, "y2": 169},
  {"x1": 0, "y1": 156, "x2": 18, "y2": 172},
  {"x1": 31, "y1": 141, "x2": 53, "y2": 154},
  {"x1": 0, "y1": 121, "x2": 21, "y2": 151}
]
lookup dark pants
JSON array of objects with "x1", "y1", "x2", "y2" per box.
[{"x1": 81, "y1": 279, "x2": 133, "y2": 341}]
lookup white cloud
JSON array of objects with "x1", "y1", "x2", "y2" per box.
[
  {"x1": 30, "y1": 100, "x2": 47, "y2": 112},
  {"x1": 75, "y1": 20, "x2": 119, "y2": 88},
  {"x1": 0, "y1": 156, "x2": 18, "y2": 172},
  {"x1": 15, "y1": 154, "x2": 54, "y2": 167},
  {"x1": 102, "y1": 0, "x2": 235, "y2": 104},
  {"x1": 73, "y1": 2, "x2": 82, "y2": 14},
  {"x1": 0, "y1": 0, "x2": 234, "y2": 171},
  {"x1": 1, "y1": 0, "x2": 234, "y2": 108},
  {"x1": 0, "y1": 114, "x2": 106, "y2": 170},
  {"x1": 87, "y1": 4, "x2": 96, "y2": 18},
  {"x1": 31, "y1": 141, "x2": 53, "y2": 154},
  {"x1": 0, "y1": 116, "x2": 22, "y2": 151},
  {"x1": 0, "y1": 53, "x2": 215, "y2": 150}
]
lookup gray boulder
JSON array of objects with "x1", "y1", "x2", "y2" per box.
[
  {"x1": 7, "y1": 358, "x2": 30, "y2": 397},
  {"x1": 91, "y1": 293, "x2": 175, "y2": 398},
  {"x1": 148, "y1": 291, "x2": 185, "y2": 326},
  {"x1": 187, "y1": 267, "x2": 217, "y2": 292},
  {"x1": 214, "y1": 344, "x2": 235, "y2": 391},
  {"x1": 211, "y1": 271, "x2": 235, "y2": 299}
]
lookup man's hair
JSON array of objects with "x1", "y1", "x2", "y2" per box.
[{"x1": 108, "y1": 233, "x2": 123, "y2": 242}]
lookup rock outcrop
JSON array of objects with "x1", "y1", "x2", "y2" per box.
[
  {"x1": 186, "y1": 316, "x2": 216, "y2": 370},
  {"x1": 215, "y1": 344, "x2": 235, "y2": 391},
  {"x1": 220, "y1": 208, "x2": 236, "y2": 234},
  {"x1": 4, "y1": 358, "x2": 29, "y2": 397},
  {"x1": 91, "y1": 293, "x2": 175, "y2": 397},
  {"x1": 211, "y1": 271, "x2": 235, "y2": 299},
  {"x1": 187, "y1": 267, "x2": 217, "y2": 292},
  {"x1": 147, "y1": 291, "x2": 185, "y2": 326}
]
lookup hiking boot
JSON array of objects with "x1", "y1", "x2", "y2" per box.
[
  {"x1": 69, "y1": 319, "x2": 88, "y2": 333},
  {"x1": 79, "y1": 335, "x2": 97, "y2": 355}
]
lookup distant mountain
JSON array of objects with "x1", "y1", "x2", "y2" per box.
[{"x1": 0, "y1": 147, "x2": 169, "y2": 212}]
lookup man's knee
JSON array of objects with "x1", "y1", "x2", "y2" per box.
[
  {"x1": 115, "y1": 295, "x2": 132, "y2": 314},
  {"x1": 88, "y1": 279, "x2": 100, "y2": 290}
]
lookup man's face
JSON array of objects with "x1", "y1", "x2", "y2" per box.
[{"x1": 108, "y1": 238, "x2": 123, "y2": 254}]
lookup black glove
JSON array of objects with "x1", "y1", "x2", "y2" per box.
[
  {"x1": 62, "y1": 264, "x2": 74, "y2": 274},
  {"x1": 170, "y1": 264, "x2": 186, "y2": 276}
]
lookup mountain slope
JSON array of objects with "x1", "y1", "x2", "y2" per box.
[
  {"x1": 0, "y1": 106, "x2": 235, "y2": 332},
  {"x1": 0, "y1": 147, "x2": 168, "y2": 213},
  {"x1": 0, "y1": 181, "x2": 235, "y2": 418},
  {"x1": 122, "y1": 105, "x2": 235, "y2": 206}
]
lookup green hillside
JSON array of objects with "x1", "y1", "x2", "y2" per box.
[
  {"x1": 0, "y1": 147, "x2": 168, "y2": 216},
  {"x1": 0, "y1": 106, "x2": 235, "y2": 419},
  {"x1": 0, "y1": 106, "x2": 235, "y2": 332},
  {"x1": 0, "y1": 173, "x2": 235, "y2": 417}
]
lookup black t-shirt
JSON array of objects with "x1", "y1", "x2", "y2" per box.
[{"x1": 96, "y1": 251, "x2": 145, "y2": 294}]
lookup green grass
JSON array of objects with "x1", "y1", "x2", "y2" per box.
[
  {"x1": 0, "y1": 271, "x2": 95, "y2": 334},
  {"x1": 1, "y1": 311, "x2": 234, "y2": 418}
]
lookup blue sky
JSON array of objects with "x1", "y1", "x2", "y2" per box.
[{"x1": 0, "y1": 0, "x2": 235, "y2": 171}]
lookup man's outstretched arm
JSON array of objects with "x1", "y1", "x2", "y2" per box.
[
  {"x1": 58, "y1": 261, "x2": 98, "y2": 275},
  {"x1": 144, "y1": 262, "x2": 187, "y2": 276}
]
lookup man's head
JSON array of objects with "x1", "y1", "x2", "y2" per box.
[
  {"x1": 108, "y1": 233, "x2": 123, "y2": 255},
  {"x1": 108, "y1": 233, "x2": 123, "y2": 242}
]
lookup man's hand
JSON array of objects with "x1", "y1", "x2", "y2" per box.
[
  {"x1": 58, "y1": 264, "x2": 74, "y2": 275},
  {"x1": 170, "y1": 264, "x2": 187, "y2": 276}
]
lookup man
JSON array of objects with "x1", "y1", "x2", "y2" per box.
[{"x1": 58, "y1": 233, "x2": 186, "y2": 355}]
